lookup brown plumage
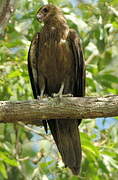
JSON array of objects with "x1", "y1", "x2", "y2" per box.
[{"x1": 28, "y1": 4, "x2": 85, "y2": 175}]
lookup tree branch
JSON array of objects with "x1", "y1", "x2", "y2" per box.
[
  {"x1": 0, "y1": 0, "x2": 16, "y2": 32},
  {"x1": 0, "y1": 95, "x2": 118, "y2": 124}
]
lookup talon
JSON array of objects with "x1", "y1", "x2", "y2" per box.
[
  {"x1": 52, "y1": 93, "x2": 56, "y2": 97},
  {"x1": 63, "y1": 94, "x2": 73, "y2": 97},
  {"x1": 37, "y1": 95, "x2": 41, "y2": 100},
  {"x1": 52, "y1": 93, "x2": 73, "y2": 98},
  {"x1": 52, "y1": 93, "x2": 62, "y2": 98},
  {"x1": 37, "y1": 95, "x2": 47, "y2": 100}
]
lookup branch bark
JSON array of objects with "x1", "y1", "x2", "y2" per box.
[
  {"x1": 0, "y1": 95, "x2": 118, "y2": 124},
  {"x1": 0, "y1": 0, "x2": 16, "y2": 32}
]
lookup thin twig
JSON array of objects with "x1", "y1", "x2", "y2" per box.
[{"x1": 18, "y1": 122, "x2": 51, "y2": 141}]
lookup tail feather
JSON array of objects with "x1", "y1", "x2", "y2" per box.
[{"x1": 48, "y1": 119, "x2": 82, "y2": 175}]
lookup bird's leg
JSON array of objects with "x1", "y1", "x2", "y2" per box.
[
  {"x1": 37, "y1": 74, "x2": 48, "y2": 133},
  {"x1": 40, "y1": 86, "x2": 45, "y2": 98},
  {"x1": 37, "y1": 74, "x2": 45, "y2": 99},
  {"x1": 53, "y1": 81, "x2": 73, "y2": 98},
  {"x1": 53, "y1": 81, "x2": 64, "y2": 98}
]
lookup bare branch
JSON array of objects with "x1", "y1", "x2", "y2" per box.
[{"x1": 0, "y1": 95, "x2": 118, "y2": 124}]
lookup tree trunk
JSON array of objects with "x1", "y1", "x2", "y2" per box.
[{"x1": 0, "y1": 0, "x2": 16, "y2": 32}]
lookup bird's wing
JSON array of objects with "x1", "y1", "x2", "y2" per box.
[
  {"x1": 28, "y1": 32, "x2": 47, "y2": 132},
  {"x1": 28, "y1": 33, "x2": 40, "y2": 98},
  {"x1": 68, "y1": 29, "x2": 85, "y2": 97}
]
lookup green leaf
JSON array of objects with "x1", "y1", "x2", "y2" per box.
[
  {"x1": 0, "y1": 152, "x2": 19, "y2": 167},
  {"x1": 81, "y1": 132, "x2": 100, "y2": 156},
  {"x1": 0, "y1": 161, "x2": 8, "y2": 179}
]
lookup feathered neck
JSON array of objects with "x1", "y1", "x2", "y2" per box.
[
  {"x1": 44, "y1": 13, "x2": 67, "y2": 26},
  {"x1": 40, "y1": 14, "x2": 69, "y2": 42}
]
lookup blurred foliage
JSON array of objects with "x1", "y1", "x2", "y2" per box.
[{"x1": 0, "y1": 0, "x2": 118, "y2": 179}]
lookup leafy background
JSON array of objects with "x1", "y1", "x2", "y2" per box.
[{"x1": 0, "y1": 0, "x2": 118, "y2": 179}]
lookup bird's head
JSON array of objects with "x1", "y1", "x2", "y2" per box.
[{"x1": 36, "y1": 4, "x2": 63, "y2": 23}]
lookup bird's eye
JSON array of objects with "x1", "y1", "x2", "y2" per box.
[{"x1": 42, "y1": 8, "x2": 48, "y2": 13}]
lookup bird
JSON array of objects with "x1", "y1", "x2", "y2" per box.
[{"x1": 28, "y1": 4, "x2": 85, "y2": 175}]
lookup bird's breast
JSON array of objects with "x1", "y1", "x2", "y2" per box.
[{"x1": 39, "y1": 39, "x2": 74, "y2": 77}]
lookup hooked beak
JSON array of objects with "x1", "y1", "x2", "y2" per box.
[{"x1": 36, "y1": 13, "x2": 44, "y2": 22}]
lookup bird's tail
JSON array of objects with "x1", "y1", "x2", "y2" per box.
[{"x1": 48, "y1": 119, "x2": 82, "y2": 175}]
